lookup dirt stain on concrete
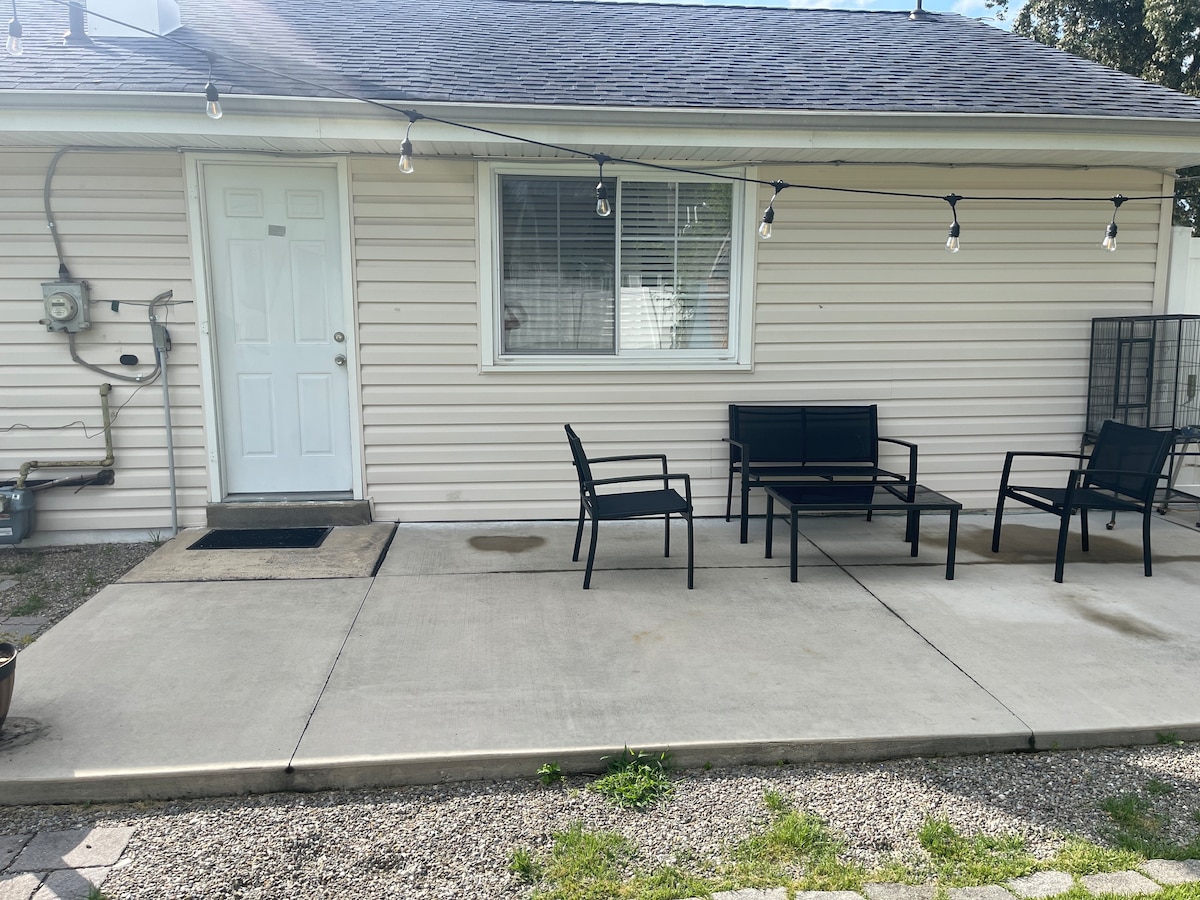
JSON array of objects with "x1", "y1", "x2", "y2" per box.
[
  {"x1": 469, "y1": 535, "x2": 546, "y2": 553},
  {"x1": 1064, "y1": 596, "x2": 1171, "y2": 641}
]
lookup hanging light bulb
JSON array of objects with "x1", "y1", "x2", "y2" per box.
[
  {"x1": 944, "y1": 194, "x2": 962, "y2": 253},
  {"x1": 758, "y1": 182, "x2": 786, "y2": 240},
  {"x1": 203, "y1": 55, "x2": 222, "y2": 119},
  {"x1": 1102, "y1": 194, "x2": 1126, "y2": 252},
  {"x1": 399, "y1": 112, "x2": 422, "y2": 174},
  {"x1": 595, "y1": 182, "x2": 611, "y2": 217},
  {"x1": 592, "y1": 154, "x2": 612, "y2": 217},
  {"x1": 204, "y1": 82, "x2": 223, "y2": 119},
  {"x1": 6, "y1": 1, "x2": 22, "y2": 56},
  {"x1": 758, "y1": 204, "x2": 775, "y2": 240}
]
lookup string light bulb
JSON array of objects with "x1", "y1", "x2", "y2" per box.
[
  {"x1": 593, "y1": 154, "x2": 612, "y2": 217},
  {"x1": 398, "y1": 112, "x2": 422, "y2": 174},
  {"x1": 758, "y1": 182, "x2": 786, "y2": 239},
  {"x1": 6, "y1": 0, "x2": 22, "y2": 56},
  {"x1": 944, "y1": 193, "x2": 962, "y2": 253},
  {"x1": 203, "y1": 54, "x2": 222, "y2": 119},
  {"x1": 1102, "y1": 194, "x2": 1126, "y2": 252}
]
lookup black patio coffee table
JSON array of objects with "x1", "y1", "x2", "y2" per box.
[{"x1": 764, "y1": 483, "x2": 962, "y2": 582}]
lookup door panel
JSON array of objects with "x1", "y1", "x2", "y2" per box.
[{"x1": 203, "y1": 164, "x2": 353, "y2": 495}]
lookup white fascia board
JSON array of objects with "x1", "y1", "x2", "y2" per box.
[{"x1": 3, "y1": 90, "x2": 1200, "y2": 168}]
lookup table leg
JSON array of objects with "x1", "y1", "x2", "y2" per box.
[
  {"x1": 946, "y1": 508, "x2": 959, "y2": 580},
  {"x1": 764, "y1": 494, "x2": 774, "y2": 559},
  {"x1": 790, "y1": 508, "x2": 799, "y2": 583}
]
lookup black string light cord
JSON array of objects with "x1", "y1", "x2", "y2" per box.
[{"x1": 27, "y1": 0, "x2": 1182, "y2": 237}]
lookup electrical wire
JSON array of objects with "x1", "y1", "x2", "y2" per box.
[
  {"x1": 31, "y1": 0, "x2": 1183, "y2": 211},
  {"x1": 0, "y1": 380, "x2": 152, "y2": 438}
]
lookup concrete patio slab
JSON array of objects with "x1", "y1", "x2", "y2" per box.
[
  {"x1": 851, "y1": 525, "x2": 1200, "y2": 749},
  {"x1": 0, "y1": 510, "x2": 1197, "y2": 806},
  {"x1": 289, "y1": 561, "x2": 1029, "y2": 786},
  {"x1": 0, "y1": 579, "x2": 372, "y2": 804},
  {"x1": 377, "y1": 518, "x2": 822, "y2": 579}
]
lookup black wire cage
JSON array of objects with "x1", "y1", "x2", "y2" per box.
[{"x1": 1086, "y1": 315, "x2": 1200, "y2": 440}]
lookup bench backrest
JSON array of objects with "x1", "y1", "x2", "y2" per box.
[
  {"x1": 1085, "y1": 420, "x2": 1174, "y2": 501},
  {"x1": 728, "y1": 405, "x2": 879, "y2": 465}
]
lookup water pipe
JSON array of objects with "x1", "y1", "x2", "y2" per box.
[{"x1": 15, "y1": 383, "x2": 114, "y2": 489}]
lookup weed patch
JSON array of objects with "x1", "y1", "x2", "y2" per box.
[
  {"x1": 9, "y1": 594, "x2": 46, "y2": 616},
  {"x1": 590, "y1": 748, "x2": 674, "y2": 810},
  {"x1": 1100, "y1": 791, "x2": 1200, "y2": 859}
]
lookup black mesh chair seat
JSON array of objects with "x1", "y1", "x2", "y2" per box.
[
  {"x1": 565, "y1": 424, "x2": 694, "y2": 590},
  {"x1": 991, "y1": 420, "x2": 1174, "y2": 583},
  {"x1": 591, "y1": 489, "x2": 690, "y2": 519}
]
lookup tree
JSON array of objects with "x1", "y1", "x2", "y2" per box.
[{"x1": 988, "y1": 0, "x2": 1200, "y2": 228}]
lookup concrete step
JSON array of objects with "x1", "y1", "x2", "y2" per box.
[{"x1": 205, "y1": 500, "x2": 371, "y2": 528}]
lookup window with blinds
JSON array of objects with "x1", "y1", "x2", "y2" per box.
[{"x1": 499, "y1": 174, "x2": 733, "y2": 357}]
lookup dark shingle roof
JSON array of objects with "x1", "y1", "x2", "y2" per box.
[{"x1": 2, "y1": 0, "x2": 1199, "y2": 120}]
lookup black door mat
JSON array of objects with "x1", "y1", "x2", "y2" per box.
[{"x1": 188, "y1": 527, "x2": 333, "y2": 550}]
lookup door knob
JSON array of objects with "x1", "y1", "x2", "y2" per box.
[{"x1": 334, "y1": 354, "x2": 347, "y2": 366}]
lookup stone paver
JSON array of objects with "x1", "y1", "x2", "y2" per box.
[
  {"x1": 10, "y1": 827, "x2": 133, "y2": 872},
  {"x1": 31, "y1": 867, "x2": 107, "y2": 900},
  {"x1": 0, "y1": 873, "x2": 43, "y2": 900},
  {"x1": 948, "y1": 886, "x2": 1016, "y2": 900},
  {"x1": 863, "y1": 884, "x2": 937, "y2": 900},
  {"x1": 1141, "y1": 859, "x2": 1200, "y2": 885},
  {"x1": 1006, "y1": 870, "x2": 1075, "y2": 898},
  {"x1": 0, "y1": 840, "x2": 29, "y2": 873},
  {"x1": 1080, "y1": 870, "x2": 1162, "y2": 896},
  {"x1": 797, "y1": 893, "x2": 871, "y2": 900},
  {"x1": 712, "y1": 890, "x2": 788, "y2": 900}
]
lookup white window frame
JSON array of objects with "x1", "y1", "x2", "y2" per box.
[{"x1": 479, "y1": 161, "x2": 757, "y2": 372}]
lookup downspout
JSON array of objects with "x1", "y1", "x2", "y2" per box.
[{"x1": 15, "y1": 383, "x2": 114, "y2": 488}]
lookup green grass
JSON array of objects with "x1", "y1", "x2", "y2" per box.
[
  {"x1": 916, "y1": 817, "x2": 1039, "y2": 887},
  {"x1": 0, "y1": 556, "x2": 40, "y2": 576},
  {"x1": 8, "y1": 594, "x2": 46, "y2": 616},
  {"x1": 511, "y1": 774, "x2": 1200, "y2": 900},
  {"x1": 590, "y1": 748, "x2": 674, "y2": 810},
  {"x1": 1099, "y1": 789, "x2": 1200, "y2": 859}
]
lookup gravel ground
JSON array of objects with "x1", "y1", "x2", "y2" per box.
[{"x1": 2, "y1": 544, "x2": 1199, "y2": 899}]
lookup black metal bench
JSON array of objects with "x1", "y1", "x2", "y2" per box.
[{"x1": 725, "y1": 404, "x2": 918, "y2": 543}]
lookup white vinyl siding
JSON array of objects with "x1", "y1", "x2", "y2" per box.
[
  {"x1": 355, "y1": 158, "x2": 1168, "y2": 522},
  {"x1": 0, "y1": 149, "x2": 203, "y2": 539},
  {"x1": 0, "y1": 150, "x2": 1171, "y2": 539}
]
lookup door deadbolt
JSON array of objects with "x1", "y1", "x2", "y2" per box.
[
  {"x1": 333, "y1": 331, "x2": 345, "y2": 343},
  {"x1": 334, "y1": 354, "x2": 347, "y2": 366}
]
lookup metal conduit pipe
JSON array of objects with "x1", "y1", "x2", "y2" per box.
[{"x1": 15, "y1": 383, "x2": 114, "y2": 489}]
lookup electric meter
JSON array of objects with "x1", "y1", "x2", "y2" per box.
[{"x1": 41, "y1": 280, "x2": 91, "y2": 332}]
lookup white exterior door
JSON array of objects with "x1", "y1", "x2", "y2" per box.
[{"x1": 203, "y1": 164, "x2": 354, "y2": 495}]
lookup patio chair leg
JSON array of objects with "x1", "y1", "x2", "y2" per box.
[
  {"x1": 1079, "y1": 508, "x2": 1090, "y2": 553},
  {"x1": 991, "y1": 494, "x2": 1006, "y2": 553},
  {"x1": 572, "y1": 503, "x2": 586, "y2": 562},
  {"x1": 740, "y1": 484, "x2": 751, "y2": 544},
  {"x1": 1054, "y1": 511, "x2": 1072, "y2": 584},
  {"x1": 663, "y1": 513, "x2": 671, "y2": 558},
  {"x1": 725, "y1": 471, "x2": 734, "y2": 522},
  {"x1": 1142, "y1": 510, "x2": 1154, "y2": 576},
  {"x1": 583, "y1": 516, "x2": 600, "y2": 589},
  {"x1": 686, "y1": 514, "x2": 694, "y2": 589}
]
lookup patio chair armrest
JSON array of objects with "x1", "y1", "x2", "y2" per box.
[
  {"x1": 587, "y1": 453, "x2": 669, "y2": 473},
  {"x1": 999, "y1": 449, "x2": 1087, "y2": 488},
  {"x1": 586, "y1": 472, "x2": 690, "y2": 490},
  {"x1": 879, "y1": 437, "x2": 918, "y2": 482}
]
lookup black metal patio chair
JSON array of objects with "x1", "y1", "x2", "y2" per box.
[
  {"x1": 564, "y1": 424, "x2": 694, "y2": 590},
  {"x1": 991, "y1": 420, "x2": 1175, "y2": 583}
]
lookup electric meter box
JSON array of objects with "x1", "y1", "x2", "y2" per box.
[
  {"x1": 41, "y1": 280, "x2": 91, "y2": 333},
  {"x1": 0, "y1": 489, "x2": 36, "y2": 545}
]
